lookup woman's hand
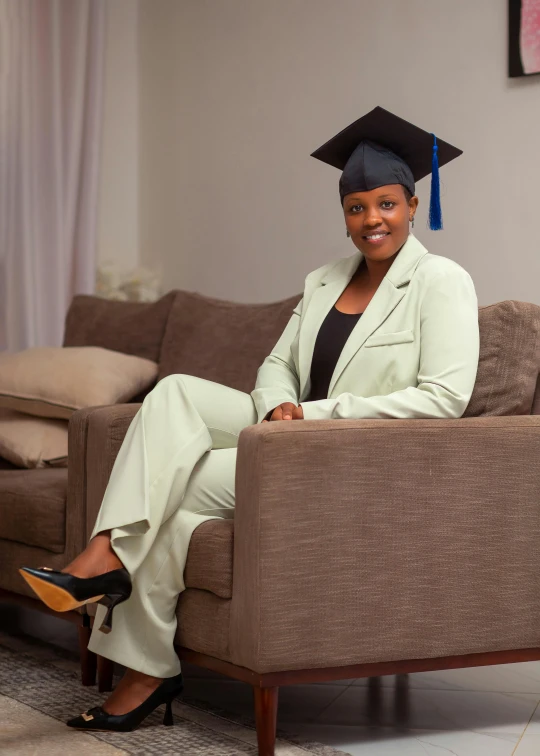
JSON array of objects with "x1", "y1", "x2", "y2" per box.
[{"x1": 262, "y1": 402, "x2": 304, "y2": 421}]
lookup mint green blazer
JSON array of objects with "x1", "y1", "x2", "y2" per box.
[{"x1": 251, "y1": 232, "x2": 480, "y2": 423}]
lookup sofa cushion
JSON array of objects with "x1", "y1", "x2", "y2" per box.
[
  {"x1": 159, "y1": 290, "x2": 303, "y2": 392},
  {"x1": 63, "y1": 291, "x2": 176, "y2": 363},
  {"x1": 464, "y1": 301, "x2": 540, "y2": 417},
  {"x1": 0, "y1": 409, "x2": 68, "y2": 468},
  {"x1": 184, "y1": 519, "x2": 233, "y2": 599},
  {"x1": 0, "y1": 468, "x2": 67, "y2": 553},
  {"x1": 0, "y1": 347, "x2": 158, "y2": 420}
]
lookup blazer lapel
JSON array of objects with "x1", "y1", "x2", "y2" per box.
[{"x1": 298, "y1": 233, "x2": 429, "y2": 400}]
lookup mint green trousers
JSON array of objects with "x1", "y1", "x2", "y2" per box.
[{"x1": 86, "y1": 374, "x2": 258, "y2": 678}]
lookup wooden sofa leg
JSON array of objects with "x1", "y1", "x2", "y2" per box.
[
  {"x1": 78, "y1": 616, "x2": 97, "y2": 686},
  {"x1": 253, "y1": 686, "x2": 278, "y2": 756},
  {"x1": 97, "y1": 656, "x2": 115, "y2": 692}
]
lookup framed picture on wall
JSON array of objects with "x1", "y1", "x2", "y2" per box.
[{"x1": 509, "y1": 0, "x2": 540, "y2": 76}]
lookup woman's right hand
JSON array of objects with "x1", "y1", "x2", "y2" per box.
[{"x1": 262, "y1": 402, "x2": 302, "y2": 422}]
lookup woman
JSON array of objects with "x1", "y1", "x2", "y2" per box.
[{"x1": 19, "y1": 106, "x2": 480, "y2": 731}]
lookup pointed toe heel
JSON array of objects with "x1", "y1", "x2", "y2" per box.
[
  {"x1": 18, "y1": 566, "x2": 132, "y2": 621},
  {"x1": 66, "y1": 673, "x2": 184, "y2": 732}
]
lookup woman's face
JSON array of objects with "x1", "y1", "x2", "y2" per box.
[{"x1": 343, "y1": 184, "x2": 418, "y2": 261}]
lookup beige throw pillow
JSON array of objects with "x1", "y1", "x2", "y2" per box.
[
  {"x1": 0, "y1": 409, "x2": 68, "y2": 468},
  {"x1": 0, "y1": 346, "x2": 158, "y2": 420}
]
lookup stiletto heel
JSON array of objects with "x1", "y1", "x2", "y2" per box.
[
  {"x1": 98, "y1": 593, "x2": 129, "y2": 634},
  {"x1": 18, "y1": 566, "x2": 132, "y2": 619},
  {"x1": 67, "y1": 672, "x2": 184, "y2": 732},
  {"x1": 163, "y1": 699, "x2": 174, "y2": 726}
]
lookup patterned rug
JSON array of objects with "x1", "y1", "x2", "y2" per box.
[{"x1": 0, "y1": 631, "x2": 348, "y2": 755}]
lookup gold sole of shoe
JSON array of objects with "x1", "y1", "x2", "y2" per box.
[{"x1": 18, "y1": 570, "x2": 104, "y2": 612}]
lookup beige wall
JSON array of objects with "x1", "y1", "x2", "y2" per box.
[
  {"x1": 97, "y1": 0, "x2": 139, "y2": 269},
  {"x1": 135, "y1": 0, "x2": 540, "y2": 306},
  {"x1": 138, "y1": 0, "x2": 185, "y2": 283}
]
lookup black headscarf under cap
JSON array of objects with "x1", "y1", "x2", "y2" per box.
[{"x1": 338, "y1": 139, "x2": 415, "y2": 204}]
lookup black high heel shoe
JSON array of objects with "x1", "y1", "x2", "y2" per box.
[
  {"x1": 66, "y1": 672, "x2": 184, "y2": 731},
  {"x1": 18, "y1": 566, "x2": 132, "y2": 634}
]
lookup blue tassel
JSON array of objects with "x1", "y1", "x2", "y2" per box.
[{"x1": 428, "y1": 133, "x2": 443, "y2": 231}]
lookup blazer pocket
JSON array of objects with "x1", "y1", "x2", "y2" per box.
[{"x1": 364, "y1": 329, "x2": 415, "y2": 347}]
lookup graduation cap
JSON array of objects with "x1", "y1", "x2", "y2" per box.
[{"x1": 310, "y1": 106, "x2": 462, "y2": 230}]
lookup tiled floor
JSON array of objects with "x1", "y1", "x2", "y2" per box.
[
  {"x1": 183, "y1": 671, "x2": 540, "y2": 754},
  {"x1": 2, "y1": 601, "x2": 540, "y2": 755}
]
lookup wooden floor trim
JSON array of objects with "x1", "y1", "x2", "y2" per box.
[{"x1": 177, "y1": 645, "x2": 540, "y2": 687}]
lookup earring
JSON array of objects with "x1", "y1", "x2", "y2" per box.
[
  {"x1": 346, "y1": 230, "x2": 350, "y2": 238},
  {"x1": 410, "y1": 216, "x2": 415, "y2": 228}
]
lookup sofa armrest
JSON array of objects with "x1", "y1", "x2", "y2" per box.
[
  {"x1": 67, "y1": 405, "x2": 113, "y2": 558},
  {"x1": 85, "y1": 403, "x2": 141, "y2": 538},
  {"x1": 68, "y1": 404, "x2": 140, "y2": 543},
  {"x1": 229, "y1": 416, "x2": 540, "y2": 674}
]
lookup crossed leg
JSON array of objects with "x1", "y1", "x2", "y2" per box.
[{"x1": 64, "y1": 373, "x2": 257, "y2": 714}]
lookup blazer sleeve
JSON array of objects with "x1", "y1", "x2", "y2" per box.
[
  {"x1": 250, "y1": 297, "x2": 303, "y2": 423},
  {"x1": 300, "y1": 267, "x2": 480, "y2": 421}
]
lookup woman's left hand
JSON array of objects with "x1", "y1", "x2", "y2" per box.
[{"x1": 262, "y1": 404, "x2": 304, "y2": 421}]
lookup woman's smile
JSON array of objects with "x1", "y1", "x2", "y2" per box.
[{"x1": 363, "y1": 231, "x2": 390, "y2": 245}]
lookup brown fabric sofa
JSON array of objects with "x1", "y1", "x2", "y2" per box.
[{"x1": 2, "y1": 290, "x2": 540, "y2": 756}]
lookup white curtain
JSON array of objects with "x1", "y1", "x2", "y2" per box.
[{"x1": 0, "y1": 0, "x2": 105, "y2": 351}]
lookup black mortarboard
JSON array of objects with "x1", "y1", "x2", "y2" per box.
[{"x1": 310, "y1": 106, "x2": 462, "y2": 230}]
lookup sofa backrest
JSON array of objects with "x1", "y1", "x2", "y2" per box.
[
  {"x1": 63, "y1": 292, "x2": 176, "y2": 362},
  {"x1": 159, "y1": 294, "x2": 540, "y2": 415},
  {"x1": 464, "y1": 300, "x2": 540, "y2": 417},
  {"x1": 63, "y1": 292, "x2": 540, "y2": 416},
  {"x1": 62, "y1": 289, "x2": 302, "y2": 399},
  {"x1": 158, "y1": 290, "x2": 303, "y2": 394}
]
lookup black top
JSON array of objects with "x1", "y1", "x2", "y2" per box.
[{"x1": 303, "y1": 305, "x2": 363, "y2": 402}]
